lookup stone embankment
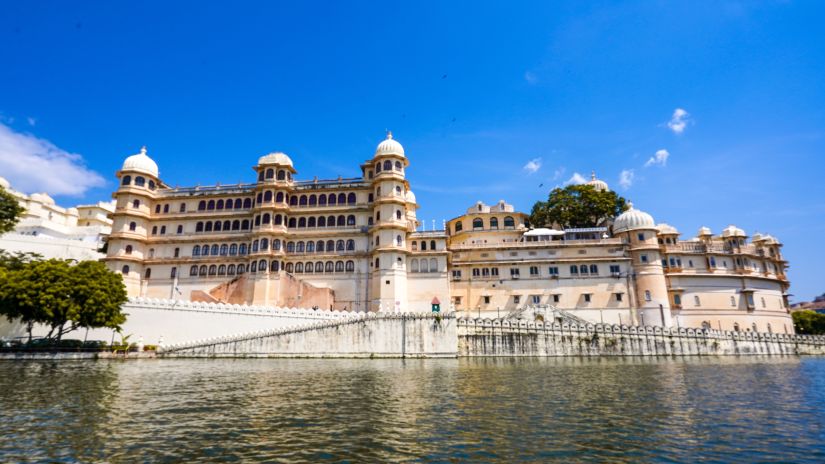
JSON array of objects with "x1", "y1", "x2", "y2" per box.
[
  {"x1": 458, "y1": 318, "x2": 825, "y2": 357},
  {"x1": 159, "y1": 312, "x2": 457, "y2": 358}
]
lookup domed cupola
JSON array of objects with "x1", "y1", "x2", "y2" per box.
[
  {"x1": 121, "y1": 146, "x2": 159, "y2": 178},
  {"x1": 257, "y1": 151, "x2": 294, "y2": 168},
  {"x1": 587, "y1": 170, "x2": 609, "y2": 192},
  {"x1": 613, "y1": 202, "x2": 655, "y2": 232},
  {"x1": 375, "y1": 132, "x2": 405, "y2": 158}
]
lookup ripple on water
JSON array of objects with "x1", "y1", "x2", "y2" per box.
[{"x1": 1, "y1": 357, "x2": 825, "y2": 462}]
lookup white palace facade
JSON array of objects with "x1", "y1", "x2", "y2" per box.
[{"x1": 103, "y1": 135, "x2": 794, "y2": 333}]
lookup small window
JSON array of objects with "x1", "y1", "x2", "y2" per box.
[
  {"x1": 637, "y1": 232, "x2": 645, "y2": 241},
  {"x1": 483, "y1": 296, "x2": 491, "y2": 304},
  {"x1": 583, "y1": 294, "x2": 591, "y2": 303},
  {"x1": 552, "y1": 294, "x2": 560, "y2": 303},
  {"x1": 644, "y1": 290, "x2": 651, "y2": 302},
  {"x1": 673, "y1": 294, "x2": 682, "y2": 306},
  {"x1": 513, "y1": 295, "x2": 520, "y2": 304},
  {"x1": 694, "y1": 295, "x2": 701, "y2": 306},
  {"x1": 730, "y1": 296, "x2": 736, "y2": 307},
  {"x1": 531, "y1": 295, "x2": 541, "y2": 305},
  {"x1": 640, "y1": 254, "x2": 648, "y2": 264},
  {"x1": 615, "y1": 293, "x2": 623, "y2": 302},
  {"x1": 548, "y1": 266, "x2": 559, "y2": 275}
]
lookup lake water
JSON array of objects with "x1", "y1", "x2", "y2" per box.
[{"x1": 1, "y1": 357, "x2": 824, "y2": 463}]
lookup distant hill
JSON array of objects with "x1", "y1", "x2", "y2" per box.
[{"x1": 792, "y1": 293, "x2": 825, "y2": 313}]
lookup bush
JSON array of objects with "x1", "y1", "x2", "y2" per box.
[
  {"x1": 143, "y1": 345, "x2": 158, "y2": 351},
  {"x1": 57, "y1": 339, "x2": 84, "y2": 348}
]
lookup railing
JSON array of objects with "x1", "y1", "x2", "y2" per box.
[{"x1": 450, "y1": 238, "x2": 623, "y2": 250}]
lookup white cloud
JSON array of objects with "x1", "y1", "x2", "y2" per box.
[
  {"x1": 0, "y1": 123, "x2": 105, "y2": 196},
  {"x1": 523, "y1": 157, "x2": 542, "y2": 174},
  {"x1": 524, "y1": 71, "x2": 538, "y2": 85},
  {"x1": 564, "y1": 172, "x2": 587, "y2": 185},
  {"x1": 27, "y1": 117, "x2": 36, "y2": 126},
  {"x1": 645, "y1": 149, "x2": 670, "y2": 168},
  {"x1": 552, "y1": 166, "x2": 566, "y2": 181},
  {"x1": 619, "y1": 169, "x2": 635, "y2": 189},
  {"x1": 666, "y1": 108, "x2": 690, "y2": 134}
]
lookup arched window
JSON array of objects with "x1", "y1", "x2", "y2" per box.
[
  {"x1": 297, "y1": 241, "x2": 305, "y2": 253},
  {"x1": 308, "y1": 217, "x2": 316, "y2": 228},
  {"x1": 644, "y1": 290, "x2": 652, "y2": 302},
  {"x1": 125, "y1": 245, "x2": 133, "y2": 255},
  {"x1": 256, "y1": 193, "x2": 263, "y2": 205},
  {"x1": 315, "y1": 262, "x2": 323, "y2": 273},
  {"x1": 218, "y1": 265, "x2": 226, "y2": 276},
  {"x1": 263, "y1": 213, "x2": 271, "y2": 225},
  {"x1": 324, "y1": 261, "x2": 333, "y2": 273},
  {"x1": 258, "y1": 171, "x2": 265, "y2": 182},
  {"x1": 261, "y1": 238, "x2": 269, "y2": 250},
  {"x1": 288, "y1": 217, "x2": 296, "y2": 228},
  {"x1": 229, "y1": 244, "x2": 237, "y2": 255},
  {"x1": 121, "y1": 175, "x2": 131, "y2": 185},
  {"x1": 503, "y1": 216, "x2": 515, "y2": 228},
  {"x1": 396, "y1": 235, "x2": 403, "y2": 246},
  {"x1": 346, "y1": 239, "x2": 355, "y2": 251},
  {"x1": 299, "y1": 195, "x2": 308, "y2": 206},
  {"x1": 252, "y1": 240, "x2": 259, "y2": 252},
  {"x1": 589, "y1": 265, "x2": 598, "y2": 275},
  {"x1": 198, "y1": 201, "x2": 207, "y2": 211},
  {"x1": 211, "y1": 245, "x2": 219, "y2": 256},
  {"x1": 180, "y1": 203, "x2": 187, "y2": 213},
  {"x1": 421, "y1": 241, "x2": 427, "y2": 251},
  {"x1": 274, "y1": 214, "x2": 282, "y2": 225},
  {"x1": 327, "y1": 215, "x2": 335, "y2": 227},
  {"x1": 396, "y1": 210, "x2": 402, "y2": 220},
  {"x1": 430, "y1": 240, "x2": 436, "y2": 250},
  {"x1": 227, "y1": 264, "x2": 236, "y2": 276},
  {"x1": 259, "y1": 260, "x2": 267, "y2": 272},
  {"x1": 420, "y1": 259, "x2": 429, "y2": 272},
  {"x1": 196, "y1": 265, "x2": 206, "y2": 276},
  {"x1": 251, "y1": 261, "x2": 258, "y2": 272},
  {"x1": 733, "y1": 323, "x2": 740, "y2": 332},
  {"x1": 335, "y1": 261, "x2": 344, "y2": 272},
  {"x1": 580, "y1": 265, "x2": 588, "y2": 275},
  {"x1": 129, "y1": 222, "x2": 137, "y2": 232},
  {"x1": 375, "y1": 162, "x2": 381, "y2": 173},
  {"x1": 133, "y1": 199, "x2": 141, "y2": 209},
  {"x1": 237, "y1": 263, "x2": 246, "y2": 274},
  {"x1": 220, "y1": 244, "x2": 228, "y2": 255},
  {"x1": 298, "y1": 217, "x2": 306, "y2": 228},
  {"x1": 336, "y1": 240, "x2": 345, "y2": 251},
  {"x1": 287, "y1": 242, "x2": 295, "y2": 253},
  {"x1": 271, "y1": 261, "x2": 280, "y2": 273},
  {"x1": 214, "y1": 221, "x2": 222, "y2": 232},
  {"x1": 190, "y1": 265, "x2": 198, "y2": 276},
  {"x1": 241, "y1": 220, "x2": 250, "y2": 230},
  {"x1": 216, "y1": 199, "x2": 224, "y2": 210},
  {"x1": 411, "y1": 259, "x2": 419, "y2": 272},
  {"x1": 395, "y1": 160, "x2": 402, "y2": 171},
  {"x1": 230, "y1": 199, "x2": 239, "y2": 209},
  {"x1": 221, "y1": 220, "x2": 230, "y2": 231},
  {"x1": 455, "y1": 222, "x2": 463, "y2": 232},
  {"x1": 318, "y1": 194, "x2": 326, "y2": 206},
  {"x1": 277, "y1": 170, "x2": 286, "y2": 180},
  {"x1": 328, "y1": 193, "x2": 337, "y2": 205},
  {"x1": 429, "y1": 258, "x2": 437, "y2": 272},
  {"x1": 192, "y1": 245, "x2": 201, "y2": 256},
  {"x1": 205, "y1": 222, "x2": 213, "y2": 232},
  {"x1": 264, "y1": 168, "x2": 274, "y2": 179},
  {"x1": 273, "y1": 239, "x2": 281, "y2": 250},
  {"x1": 304, "y1": 241, "x2": 314, "y2": 253},
  {"x1": 206, "y1": 200, "x2": 214, "y2": 210},
  {"x1": 148, "y1": 180, "x2": 155, "y2": 190},
  {"x1": 135, "y1": 176, "x2": 145, "y2": 187},
  {"x1": 383, "y1": 160, "x2": 392, "y2": 171},
  {"x1": 304, "y1": 261, "x2": 314, "y2": 273},
  {"x1": 309, "y1": 195, "x2": 317, "y2": 206},
  {"x1": 243, "y1": 198, "x2": 252, "y2": 209},
  {"x1": 295, "y1": 262, "x2": 303, "y2": 273},
  {"x1": 412, "y1": 242, "x2": 418, "y2": 251},
  {"x1": 570, "y1": 265, "x2": 578, "y2": 275},
  {"x1": 472, "y1": 218, "x2": 483, "y2": 229},
  {"x1": 347, "y1": 215, "x2": 356, "y2": 226},
  {"x1": 264, "y1": 191, "x2": 273, "y2": 202},
  {"x1": 239, "y1": 243, "x2": 247, "y2": 255},
  {"x1": 368, "y1": 193, "x2": 374, "y2": 202},
  {"x1": 154, "y1": 204, "x2": 160, "y2": 213},
  {"x1": 276, "y1": 192, "x2": 284, "y2": 203},
  {"x1": 314, "y1": 240, "x2": 323, "y2": 252},
  {"x1": 337, "y1": 215, "x2": 345, "y2": 227},
  {"x1": 347, "y1": 193, "x2": 356, "y2": 204},
  {"x1": 177, "y1": 225, "x2": 183, "y2": 234},
  {"x1": 315, "y1": 216, "x2": 325, "y2": 228}
]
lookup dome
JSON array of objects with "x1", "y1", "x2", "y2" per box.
[
  {"x1": 697, "y1": 226, "x2": 712, "y2": 236},
  {"x1": 587, "y1": 171, "x2": 609, "y2": 192},
  {"x1": 406, "y1": 190, "x2": 417, "y2": 204},
  {"x1": 656, "y1": 223, "x2": 679, "y2": 235},
  {"x1": 721, "y1": 225, "x2": 746, "y2": 238},
  {"x1": 122, "y1": 147, "x2": 159, "y2": 177},
  {"x1": 375, "y1": 132, "x2": 405, "y2": 157},
  {"x1": 257, "y1": 151, "x2": 293, "y2": 167},
  {"x1": 613, "y1": 202, "x2": 655, "y2": 232},
  {"x1": 30, "y1": 193, "x2": 55, "y2": 205}
]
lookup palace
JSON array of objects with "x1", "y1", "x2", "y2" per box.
[{"x1": 103, "y1": 134, "x2": 793, "y2": 333}]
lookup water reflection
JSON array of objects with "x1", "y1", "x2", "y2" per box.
[{"x1": 1, "y1": 357, "x2": 823, "y2": 462}]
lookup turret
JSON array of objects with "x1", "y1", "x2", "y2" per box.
[
  {"x1": 614, "y1": 202, "x2": 672, "y2": 326},
  {"x1": 370, "y1": 132, "x2": 411, "y2": 311},
  {"x1": 250, "y1": 152, "x2": 294, "y2": 277}
]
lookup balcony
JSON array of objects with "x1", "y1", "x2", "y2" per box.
[{"x1": 450, "y1": 238, "x2": 622, "y2": 251}]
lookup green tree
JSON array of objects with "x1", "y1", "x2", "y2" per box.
[
  {"x1": 0, "y1": 185, "x2": 25, "y2": 234},
  {"x1": 0, "y1": 259, "x2": 128, "y2": 343},
  {"x1": 529, "y1": 184, "x2": 629, "y2": 229},
  {"x1": 792, "y1": 310, "x2": 825, "y2": 335},
  {"x1": 0, "y1": 250, "x2": 43, "y2": 271}
]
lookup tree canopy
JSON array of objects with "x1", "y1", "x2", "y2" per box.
[
  {"x1": 792, "y1": 310, "x2": 825, "y2": 335},
  {"x1": 0, "y1": 185, "x2": 25, "y2": 234},
  {"x1": 529, "y1": 184, "x2": 629, "y2": 229},
  {"x1": 0, "y1": 259, "x2": 128, "y2": 342}
]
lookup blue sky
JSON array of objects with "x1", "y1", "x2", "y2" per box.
[{"x1": 1, "y1": 1, "x2": 824, "y2": 301}]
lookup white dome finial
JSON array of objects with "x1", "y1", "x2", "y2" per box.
[
  {"x1": 591, "y1": 170, "x2": 596, "y2": 180},
  {"x1": 140, "y1": 146, "x2": 147, "y2": 156},
  {"x1": 387, "y1": 130, "x2": 393, "y2": 140}
]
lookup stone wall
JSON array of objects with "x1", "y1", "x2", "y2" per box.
[
  {"x1": 160, "y1": 312, "x2": 457, "y2": 358},
  {"x1": 458, "y1": 318, "x2": 825, "y2": 357}
]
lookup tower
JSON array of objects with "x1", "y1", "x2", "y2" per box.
[
  {"x1": 106, "y1": 147, "x2": 160, "y2": 296},
  {"x1": 369, "y1": 132, "x2": 412, "y2": 311},
  {"x1": 614, "y1": 202, "x2": 673, "y2": 326}
]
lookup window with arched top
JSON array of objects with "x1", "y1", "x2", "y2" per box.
[
  {"x1": 308, "y1": 217, "x2": 316, "y2": 228},
  {"x1": 288, "y1": 217, "x2": 296, "y2": 228},
  {"x1": 489, "y1": 217, "x2": 499, "y2": 229},
  {"x1": 148, "y1": 180, "x2": 155, "y2": 190},
  {"x1": 273, "y1": 214, "x2": 282, "y2": 226},
  {"x1": 375, "y1": 162, "x2": 381, "y2": 172},
  {"x1": 190, "y1": 265, "x2": 198, "y2": 276},
  {"x1": 589, "y1": 265, "x2": 598, "y2": 275},
  {"x1": 429, "y1": 258, "x2": 438, "y2": 272},
  {"x1": 258, "y1": 171, "x2": 265, "y2": 182},
  {"x1": 237, "y1": 263, "x2": 246, "y2": 274},
  {"x1": 295, "y1": 262, "x2": 303, "y2": 273},
  {"x1": 216, "y1": 199, "x2": 224, "y2": 210},
  {"x1": 309, "y1": 195, "x2": 317, "y2": 206},
  {"x1": 304, "y1": 261, "x2": 314, "y2": 273},
  {"x1": 121, "y1": 175, "x2": 131, "y2": 185},
  {"x1": 286, "y1": 242, "x2": 295, "y2": 253},
  {"x1": 210, "y1": 245, "x2": 219, "y2": 256},
  {"x1": 241, "y1": 220, "x2": 250, "y2": 230},
  {"x1": 135, "y1": 177, "x2": 145, "y2": 187},
  {"x1": 242, "y1": 198, "x2": 251, "y2": 209},
  {"x1": 207, "y1": 200, "x2": 215, "y2": 210},
  {"x1": 412, "y1": 242, "x2": 418, "y2": 251},
  {"x1": 289, "y1": 196, "x2": 298, "y2": 206},
  {"x1": 395, "y1": 161, "x2": 402, "y2": 171},
  {"x1": 503, "y1": 216, "x2": 515, "y2": 228},
  {"x1": 396, "y1": 210, "x2": 402, "y2": 220},
  {"x1": 335, "y1": 261, "x2": 344, "y2": 272},
  {"x1": 214, "y1": 221, "x2": 222, "y2": 232},
  {"x1": 383, "y1": 160, "x2": 391, "y2": 171},
  {"x1": 199, "y1": 265, "x2": 208, "y2": 276},
  {"x1": 229, "y1": 244, "x2": 237, "y2": 255},
  {"x1": 421, "y1": 241, "x2": 427, "y2": 251},
  {"x1": 472, "y1": 218, "x2": 483, "y2": 229},
  {"x1": 336, "y1": 240, "x2": 345, "y2": 252},
  {"x1": 346, "y1": 239, "x2": 355, "y2": 251},
  {"x1": 263, "y1": 213, "x2": 271, "y2": 225},
  {"x1": 326, "y1": 261, "x2": 334, "y2": 273},
  {"x1": 230, "y1": 198, "x2": 238, "y2": 209},
  {"x1": 318, "y1": 194, "x2": 326, "y2": 206},
  {"x1": 315, "y1": 262, "x2": 323, "y2": 273},
  {"x1": 455, "y1": 222, "x2": 463, "y2": 232},
  {"x1": 277, "y1": 170, "x2": 286, "y2": 180},
  {"x1": 420, "y1": 259, "x2": 429, "y2": 273},
  {"x1": 430, "y1": 240, "x2": 436, "y2": 251},
  {"x1": 129, "y1": 222, "x2": 137, "y2": 232},
  {"x1": 644, "y1": 290, "x2": 651, "y2": 302},
  {"x1": 347, "y1": 193, "x2": 356, "y2": 204},
  {"x1": 133, "y1": 199, "x2": 141, "y2": 209},
  {"x1": 125, "y1": 245, "x2": 133, "y2": 255},
  {"x1": 239, "y1": 243, "x2": 247, "y2": 254},
  {"x1": 299, "y1": 195, "x2": 308, "y2": 206},
  {"x1": 298, "y1": 217, "x2": 306, "y2": 228},
  {"x1": 337, "y1": 193, "x2": 346, "y2": 204},
  {"x1": 251, "y1": 261, "x2": 258, "y2": 273},
  {"x1": 264, "y1": 168, "x2": 273, "y2": 179},
  {"x1": 306, "y1": 241, "x2": 315, "y2": 253},
  {"x1": 273, "y1": 239, "x2": 281, "y2": 250},
  {"x1": 316, "y1": 240, "x2": 324, "y2": 252},
  {"x1": 192, "y1": 245, "x2": 201, "y2": 256},
  {"x1": 411, "y1": 259, "x2": 419, "y2": 272},
  {"x1": 347, "y1": 215, "x2": 356, "y2": 226},
  {"x1": 154, "y1": 204, "x2": 160, "y2": 213},
  {"x1": 271, "y1": 261, "x2": 280, "y2": 273},
  {"x1": 296, "y1": 241, "x2": 305, "y2": 253},
  {"x1": 396, "y1": 235, "x2": 402, "y2": 246},
  {"x1": 227, "y1": 264, "x2": 235, "y2": 276}
]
